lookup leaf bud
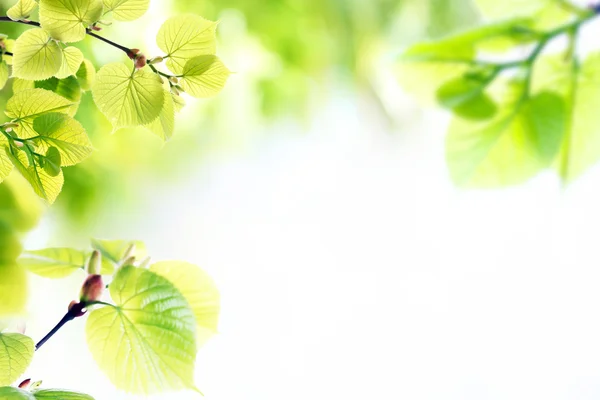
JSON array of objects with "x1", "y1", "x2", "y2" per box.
[
  {"x1": 80, "y1": 275, "x2": 104, "y2": 303},
  {"x1": 148, "y1": 56, "x2": 164, "y2": 65},
  {"x1": 170, "y1": 85, "x2": 182, "y2": 96},
  {"x1": 168, "y1": 76, "x2": 179, "y2": 85},
  {"x1": 134, "y1": 54, "x2": 147, "y2": 69},
  {"x1": 13, "y1": 140, "x2": 23, "y2": 148},
  {"x1": 87, "y1": 250, "x2": 101, "y2": 275},
  {"x1": 18, "y1": 379, "x2": 31, "y2": 389},
  {"x1": 91, "y1": 25, "x2": 102, "y2": 31}
]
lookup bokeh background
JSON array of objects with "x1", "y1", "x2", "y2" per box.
[{"x1": 4, "y1": 0, "x2": 600, "y2": 399}]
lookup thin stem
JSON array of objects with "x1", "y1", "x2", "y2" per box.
[
  {"x1": 35, "y1": 302, "x2": 86, "y2": 351},
  {"x1": 0, "y1": 16, "x2": 40, "y2": 28}
]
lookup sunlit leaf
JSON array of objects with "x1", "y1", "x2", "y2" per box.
[
  {"x1": 2, "y1": 39, "x2": 15, "y2": 66},
  {"x1": 156, "y1": 14, "x2": 217, "y2": 74},
  {"x1": 0, "y1": 61, "x2": 8, "y2": 91},
  {"x1": 0, "y1": 333, "x2": 34, "y2": 385},
  {"x1": 5, "y1": 89, "x2": 75, "y2": 138},
  {"x1": 474, "y1": 0, "x2": 571, "y2": 29},
  {"x1": 145, "y1": 90, "x2": 175, "y2": 141},
  {"x1": 6, "y1": 147, "x2": 64, "y2": 204},
  {"x1": 7, "y1": 0, "x2": 37, "y2": 21},
  {"x1": 76, "y1": 59, "x2": 95, "y2": 91},
  {"x1": 0, "y1": 386, "x2": 34, "y2": 399},
  {"x1": 39, "y1": 0, "x2": 104, "y2": 43},
  {"x1": 31, "y1": 113, "x2": 93, "y2": 166},
  {"x1": 56, "y1": 47, "x2": 84, "y2": 79},
  {"x1": 151, "y1": 261, "x2": 220, "y2": 346},
  {"x1": 92, "y1": 62, "x2": 164, "y2": 128},
  {"x1": 102, "y1": 0, "x2": 149, "y2": 21},
  {"x1": 86, "y1": 266, "x2": 198, "y2": 394},
  {"x1": 12, "y1": 29, "x2": 63, "y2": 81},
  {"x1": 0, "y1": 224, "x2": 25, "y2": 316},
  {"x1": 0, "y1": 136, "x2": 14, "y2": 184},
  {"x1": 19, "y1": 248, "x2": 88, "y2": 278},
  {"x1": 32, "y1": 389, "x2": 94, "y2": 400},
  {"x1": 179, "y1": 55, "x2": 230, "y2": 98}
]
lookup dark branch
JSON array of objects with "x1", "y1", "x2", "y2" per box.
[{"x1": 35, "y1": 302, "x2": 86, "y2": 351}]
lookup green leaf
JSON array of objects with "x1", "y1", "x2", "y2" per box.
[
  {"x1": 32, "y1": 389, "x2": 94, "y2": 399},
  {"x1": 5, "y1": 89, "x2": 76, "y2": 138},
  {"x1": 90, "y1": 239, "x2": 146, "y2": 275},
  {"x1": 0, "y1": 61, "x2": 9, "y2": 91},
  {"x1": 56, "y1": 47, "x2": 84, "y2": 79},
  {"x1": 7, "y1": 0, "x2": 37, "y2": 21},
  {"x1": 0, "y1": 333, "x2": 34, "y2": 385},
  {"x1": 179, "y1": 55, "x2": 230, "y2": 98},
  {"x1": 39, "y1": 0, "x2": 104, "y2": 43},
  {"x1": 156, "y1": 14, "x2": 217, "y2": 74},
  {"x1": 18, "y1": 248, "x2": 88, "y2": 278},
  {"x1": 0, "y1": 224, "x2": 25, "y2": 317},
  {"x1": 102, "y1": 0, "x2": 149, "y2": 21},
  {"x1": 43, "y1": 146, "x2": 61, "y2": 177},
  {"x1": 76, "y1": 59, "x2": 95, "y2": 91},
  {"x1": 145, "y1": 90, "x2": 175, "y2": 141},
  {"x1": 151, "y1": 261, "x2": 220, "y2": 347},
  {"x1": 0, "y1": 137, "x2": 13, "y2": 184},
  {"x1": 86, "y1": 266, "x2": 198, "y2": 394},
  {"x1": 31, "y1": 113, "x2": 93, "y2": 166},
  {"x1": 446, "y1": 79, "x2": 566, "y2": 187},
  {"x1": 6, "y1": 147, "x2": 64, "y2": 204},
  {"x1": 12, "y1": 29, "x2": 63, "y2": 81},
  {"x1": 92, "y1": 63, "x2": 164, "y2": 128},
  {"x1": 521, "y1": 91, "x2": 566, "y2": 163},
  {"x1": 0, "y1": 387, "x2": 34, "y2": 399}
]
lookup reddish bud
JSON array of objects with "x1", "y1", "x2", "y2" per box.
[
  {"x1": 18, "y1": 379, "x2": 31, "y2": 389},
  {"x1": 80, "y1": 275, "x2": 104, "y2": 303},
  {"x1": 91, "y1": 25, "x2": 102, "y2": 31},
  {"x1": 134, "y1": 54, "x2": 147, "y2": 69}
]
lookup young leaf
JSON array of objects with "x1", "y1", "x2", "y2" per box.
[
  {"x1": 0, "y1": 61, "x2": 9, "y2": 91},
  {"x1": 6, "y1": 147, "x2": 64, "y2": 204},
  {"x1": 86, "y1": 266, "x2": 198, "y2": 394},
  {"x1": 145, "y1": 90, "x2": 175, "y2": 141},
  {"x1": 0, "y1": 333, "x2": 34, "y2": 386},
  {"x1": 92, "y1": 63, "x2": 164, "y2": 128},
  {"x1": 179, "y1": 55, "x2": 230, "y2": 98},
  {"x1": 521, "y1": 91, "x2": 566, "y2": 163},
  {"x1": 12, "y1": 29, "x2": 63, "y2": 81},
  {"x1": 76, "y1": 59, "x2": 96, "y2": 91},
  {"x1": 446, "y1": 79, "x2": 566, "y2": 187},
  {"x1": 156, "y1": 14, "x2": 217, "y2": 74},
  {"x1": 3, "y1": 38, "x2": 15, "y2": 66},
  {"x1": 0, "y1": 386, "x2": 35, "y2": 399},
  {"x1": 102, "y1": 0, "x2": 149, "y2": 21},
  {"x1": 0, "y1": 136, "x2": 14, "y2": 183},
  {"x1": 90, "y1": 239, "x2": 147, "y2": 274},
  {"x1": 18, "y1": 248, "x2": 89, "y2": 278},
  {"x1": 151, "y1": 261, "x2": 220, "y2": 346},
  {"x1": 31, "y1": 389, "x2": 94, "y2": 399},
  {"x1": 43, "y1": 147, "x2": 61, "y2": 177},
  {"x1": 39, "y1": 0, "x2": 104, "y2": 43},
  {"x1": 6, "y1": 0, "x2": 37, "y2": 21},
  {"x1": 56, "y1": 47, "x2": 84, "y2": 79},
  {"x1": 6, "y1": 89, "x2": 76, "y2": 138},
  {"x1": 31, "y1": 113, "x2": 93, "y2": 166}
]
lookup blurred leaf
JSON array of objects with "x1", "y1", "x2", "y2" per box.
[
  {"x1": 179, "y1": 55, "x2": 230, "y2": 98},
  {"x1": 92, "y1": 63, "x2": 164, "y2": 128},
  {"x1": 19, "y1": 248, "x2": 88, "y2": 278},
  {"x1": 7, "y1": 0, "x2": 37, "y2": 21},
  {"x1": 0, "y1": 173, "x2": 43, "y2": 232},
  {"x1": 0, "y1": 386, "x2": 34, "y2": 399},
  {"x1": 151, "y1": 261, "x2": 220, "y2": 346},
  {"x1": 102, "y1": 0, "x2": 149, "y2": 21},
  {"x1": 12, "y1": 29, "x2": 62, "y2": 80},
  {"x1": 0, "y1": 223, "x2": 26, "y2": 317},
  {"x1": 91, "y1": 239, "x2": 147, "y2": 274},
  {"x1": 86, "y1": 266, "x2": 197, "y2": 394},
  {"x1": 39, "y1": 0, "x2": 104, "y2": 43},
  {"x1": 0, "y1": 332, "x2": 34, "y2": 385},
  {"x1": 32, "y1": 389, "x2": 94, "y2": 400}
]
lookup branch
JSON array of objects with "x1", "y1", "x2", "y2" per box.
[
  {"x1": 35, "y1": 302, "x2": 86, "y2": 351},
  {"x1": 0, "y1": 16, "x2": 134, "y2": 57}
]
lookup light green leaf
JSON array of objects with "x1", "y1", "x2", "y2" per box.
[
  {"x1": 86, "y1": 266, "x2": 198, "y2": 394},
  {"x1": 6, "y1": 89, "x2": 76, "y2": 138},
  {"x1": 173, "y1": 94, "x2": 185, "y2": 113},
  {"x1": 19, "y1": 248, "x2": 89, "y2": 278},
  {"x1": 0, "y1": 223, "x2": 25, "y2": 317},
  {"x1": 39, "y1": 0, "x2": 104, "y2": 43},
  {"x1": 90, "y1": 238, "x2": 146, "y2": 275},
  {"x1": 43, "y1": 146, "x2": 61, "y2": 177},
  {"x1": 0, "y1": 136, "x2": 14, "y2": 183},
  {"x1": 0, "y1": 61, "x2": 9, "y2": 91},
  {"x1": 31, "y1": 113, "x2": 93, "y2": 166},
  {"x1": 102, "y1": 0, "x2": 149, "y2": 21},
  {"x1": 0, "y1": 333, "x2": 34, "y2": 386},
  {"x1": 92, "y1": 63, "x2": 164, "y2": 128},
  {"x1": 32, "y1": 389, "x2": 94, "y2": 399},
  {"x1": 6, "y1": 147, "x2": 64, "y2": 204},
  {"x1": 446, "y1": 79, "x2": 565, "y2": 187},
  {"x1": 13, "y1": 78, "x2": 82, "y2": 117},
  {"x1": 521, "y1": 91, "x2": 566, "y2": 163},
  {"x1": 0, "y1": 387, "x2": 35, "y2": 399},
  {"x1": 151, "y1": 261, "x2": 220, "y2": 347},
  {"x1": 56, "y1": 47, "x2": 84, "y2": 79},
  {"x1": 3, "y1": 39, "x2": 15, "y2": 66},
  {"x1": 12, "y1": 29, "x2": 63, "y2": 81},
  {"x1": 156, "y1": 14, "x2": 217, "y2": 74},
  {"x1": 474, "y1": 0, "x2": 570, "y2": 29},
  {"x1": 179, "y1": 55, "x2": 230, "y2": 98},
  {"x1": 145, "y1": 90, "x2": 175, "y2": 140},
  {"x1": 76, "y1": 59, "x2": 95, "y2": 91},
  {"x1": 7, "y1": 0, "x2": 37, "y2": 21}
]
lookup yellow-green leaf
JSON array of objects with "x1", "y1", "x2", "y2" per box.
[
  {"x1": 76, "y1": 59, "x2": 95, "y2": 91},
  {"x1": 6, "y1": 147, "x2": 64, "y2": 204},
  {"x1": 179, "y1": 55, "x2": 230, "y2": 98},
  {"x1": 31, "y1": 113, "x2": 93, "y2": 166},
  {"x1": 3, "y1": 39, "x2": 15, "y2": 66},
  {"x1": 0, "y1": 333, "x2": 34, "y2": 385},
  {"x1": 0, "y1": 137, "x2": 15, "y2": 185},
  {"x1": 156, "y1": 14, "x2": 217, "y2": 74},
  {"x1": 145, "y1": 90, "x2": 175, "y2": 140},
  {"x1": 102, "y1": 0, "x2": 149, "y2": 21},
  {"x1": 0, "y1": 224, "x2": 26, "y2": 316},
  {"x1": 0, "y1": 386, "x2": 34, "y2": 399},
  {"x1": 151, "y1": 261, "x2": 220, "y2": 347},
  {"x1": 86, "y1": 266, "x2": 198, "y2": 394},
  {"x1": 6, "y1": 89, "x2": 75, "y2": 138},
  {"x1": 56, "y1": 47, "x2": 84, "y2": 79},
  {"x1": 39, "y1": 0, "x2": 104, "y2": 43},
  {"x1": 12, "y1": 29, "x2": 63, "y2": 81},
  {"x1": 92, "y1": 62, "x2": 164, "y2": 128},
  {"x1": 19, "y1": 248, "x2": 88, "y2": 278},
  {"x1": 7, "y1": 0, "x2": 37, "y2": 21},
  {"x1": 32, "y1": 389, "x2": 94, "y2": 399},
  {"x1": 0, "y1": 61, "x2": 9, "y2": 91}
]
